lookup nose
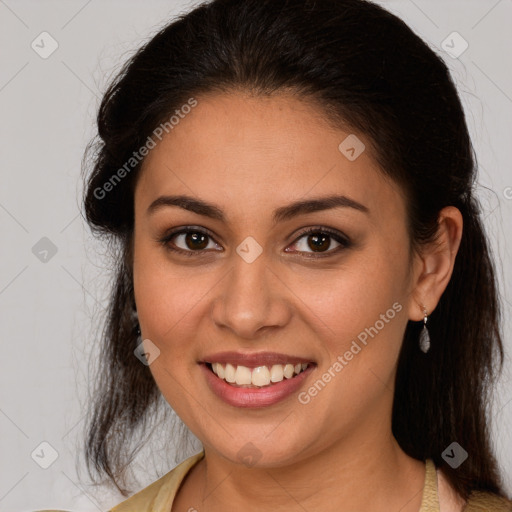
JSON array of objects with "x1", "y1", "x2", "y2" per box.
[{"x1": 210, "y1": 251, "x2": 292, "y2": 340}]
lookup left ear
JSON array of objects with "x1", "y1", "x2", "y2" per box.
[{"x1": 407, "y1": 206, "x2": 464, "y2": 322}]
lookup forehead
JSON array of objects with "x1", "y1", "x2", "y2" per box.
[{"x1": 135, "y1": 91, "x2": 405, "y2": 225}]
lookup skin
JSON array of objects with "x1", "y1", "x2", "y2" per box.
[{"x1": 132, "y1": 91, "x2": 464, "y2": 511}]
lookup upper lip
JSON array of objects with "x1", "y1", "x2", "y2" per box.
[{"x1": 200, "y1": 351, "x2": 315, "y2": 368}]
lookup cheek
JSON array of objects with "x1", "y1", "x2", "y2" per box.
[
  {"x1": 306, "y1": 250, "x2": 406, "y2": 326},
  {"x1": 132, "y1": 239, "x2": 216, "y2": 361},
  {"x1": 292, "y1": 243, "x2": 410, "y2": 372},
  {"x1": 132, "y1": 241, "x2": 210, "y2": 422},
  {"x1": 288, "y1": 251, "x2": 410, "y2": 432}
]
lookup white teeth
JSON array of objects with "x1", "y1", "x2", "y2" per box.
[
  {"x1": 283, "y1": 364, "x2": 294, "y2": 379},
  {"x1": 235, "y1": 365, "x2": 252, "y2": 385},
  {"x1": 270, "y1": 364, "x2": 284, "y2": 382},
  {"x1": 209, "y1": 362, "x2": 310, "y2": 388},
  {"x1": 216, "y1": 362, "x2": 225, "y2": 379},
  {"x1": 224, "y1": 363, "x2": 236, "y2": 383},
  {"x1": 251, "y1": 366, "x2": 271, "y2": 386}
]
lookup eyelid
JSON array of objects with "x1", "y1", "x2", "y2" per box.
[{"x1": 158, "y1": 225, "x2": 351, "y2": 256}]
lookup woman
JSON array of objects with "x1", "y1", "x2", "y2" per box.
[{"x1": 76, "y1": 0, "x2": 512, "y2": 510}]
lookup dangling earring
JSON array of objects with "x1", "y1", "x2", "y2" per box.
[{"x1": 419, "y1": 305, "x2": 431, "y2": 353}]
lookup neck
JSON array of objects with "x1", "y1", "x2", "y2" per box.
[{"x1": 192, "y1": 427, "x2": 426, "y2": 511}]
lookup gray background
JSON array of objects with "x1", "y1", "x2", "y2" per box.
[{"x1": 0, "y1": 0, "x2": 511, "y2": 510}]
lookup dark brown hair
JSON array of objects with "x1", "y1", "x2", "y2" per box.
[{"x1": 81, "y1": 0, "x2": 508, "y2": 500}]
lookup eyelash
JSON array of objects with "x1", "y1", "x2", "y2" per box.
[{"x1": 157, "y1": 226, "x2": 352, "y2": 258}]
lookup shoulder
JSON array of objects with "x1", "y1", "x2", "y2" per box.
[
  {"x1": 108, "y1": 450, "x2": 205, "y2": 512},
  {"x1": 463, "y1": 490, "x2": 512, "y2": 511},
  {"x1": 437, "y1": 467, "x2": 512, "y2": 512}
]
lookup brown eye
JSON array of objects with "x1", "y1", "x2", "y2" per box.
[
  {"x1": 159, "y1": 227, "x2": 221, "y2": 255},
  {"x1": 286, "y1": 227, "x2": 351, "y2": 256},
  {"x1": 182, "y1": 232, "x2": 209, "y2": 250},
  {"x1": 305, "y1": 233, "x2": 331, "y2": 252}
]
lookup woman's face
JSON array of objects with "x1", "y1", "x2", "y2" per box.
[{"x1": 132, "y1": 91, "x2": 421, "y2": 466}]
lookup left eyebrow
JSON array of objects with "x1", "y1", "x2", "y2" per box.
[
  {"x1": 272, "y1": 194, "x2": 369, "y2": 223},
  {"x1": 146, "y1": 194, "x2": 369, "y2": 224}
]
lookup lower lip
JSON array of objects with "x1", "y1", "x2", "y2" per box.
[{"x1": 199, "y1": 363, "x2": 315, "y2": 408}]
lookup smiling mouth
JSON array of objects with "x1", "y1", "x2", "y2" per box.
[{"x1": 205, "y1": 361, "x2": 313, "y2": 388}]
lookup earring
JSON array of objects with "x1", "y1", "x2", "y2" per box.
[{"x1": 419, "y1": 305, "x2": 431, "y2": 353}]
